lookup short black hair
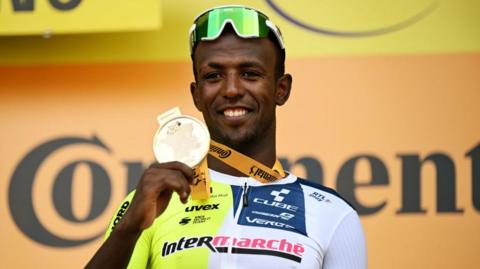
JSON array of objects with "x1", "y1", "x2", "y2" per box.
[
  {"x1": 268, "y1": 30, "x2": 285, "y2": 79},
  {"x1": 191, "y1": 27, "x2": 286, "y2": 81}
]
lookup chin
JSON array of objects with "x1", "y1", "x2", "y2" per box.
[
  {"x1": 215, "y1": 129, "x2": 258, "y2": 148},
  {"x1": 207, "y1": 116, "x2": 274, "y2": 149}
]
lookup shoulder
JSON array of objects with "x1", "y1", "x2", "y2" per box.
[{"x1": 292, "y1": 176, "x2": 364, "y2": 252}]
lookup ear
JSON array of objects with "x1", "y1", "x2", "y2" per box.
[
  {"x1": 275, "y1": 74, "x2": 292, "y2": 106},
  {"x1": 190, "y1": 82, "x2": 201, "y2": 111}
]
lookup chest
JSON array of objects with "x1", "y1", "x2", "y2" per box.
[{"x1": 148, "y1": 182, "x2": 324, "y2": 268}]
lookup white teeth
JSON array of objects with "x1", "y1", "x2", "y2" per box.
[{"x1": 224, "y1": 108, "x2": 247, "y2": 117}]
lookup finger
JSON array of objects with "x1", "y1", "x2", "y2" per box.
[
  {"x1": 160, "y1": 170, "x2": 191, "y2": 204},
  {"x1": 138, "y1": 168, "x2": 189, "y2": 195},
  {"x1": 150, "y1": 161, "x2": 194, "y2": 182},
  {"x1": 154, "y1": 170, "x2": 191, "y2": 203},
  {"x1": 155, "y1": 189, "x2": 173, "y2": 215}
]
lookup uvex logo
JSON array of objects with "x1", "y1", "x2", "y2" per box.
[{"x1": 185, "y1": 204, "x2": 220, "y2": 212}]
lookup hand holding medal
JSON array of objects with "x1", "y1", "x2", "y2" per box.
[{"x1": 153, "y1": 107, "x2": 212, "y2": 199}]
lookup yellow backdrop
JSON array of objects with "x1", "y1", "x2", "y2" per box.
[
  {"x1": 0, "y1": 0, "x2": 479, "y2": 268},
  {"x1": 0, "y1": 0, "x2": 160, "y2": 35}
]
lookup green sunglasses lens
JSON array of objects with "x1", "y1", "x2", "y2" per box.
[
  {"x1": 190, "y1": 6, "x2": 284, "y2": 53},
  {"x1": 193, "y1": 7, "x2": 269, "y2": 43}
]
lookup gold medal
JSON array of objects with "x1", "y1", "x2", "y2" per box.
[
  {"x1": 153, "y1": 107, "x2": 211, "y2": 200},
  {"x1": 153, "y1": 107, "x2": 210, "y2": 168}
]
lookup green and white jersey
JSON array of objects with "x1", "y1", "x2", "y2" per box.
[{"x1": 105, "y1": 169, "x2": 366, "y2": 269}]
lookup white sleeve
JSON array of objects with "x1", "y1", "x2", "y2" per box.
[{"x1": 323, "y1": 210, "x2": 367, "y2": 269}]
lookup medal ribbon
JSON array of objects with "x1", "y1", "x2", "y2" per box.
[{"x1": 191, "y1": 139, "x2": 285, "y2": 199}]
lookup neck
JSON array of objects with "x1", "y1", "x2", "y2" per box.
[{"x1": 208, "y1": 129, "x2": 277, "y2": 177}]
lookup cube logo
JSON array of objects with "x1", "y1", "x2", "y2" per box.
[{"x1": 270, "y1": 189, "x2": 290, "y2": 202}]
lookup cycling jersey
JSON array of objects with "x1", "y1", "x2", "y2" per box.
[{"x1": 105, "y1": 169, "x2": 366, "y2": 268}]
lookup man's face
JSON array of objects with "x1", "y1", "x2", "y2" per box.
[{"x1": 190, "y1": 31, "x2": 291, "y2": 148}]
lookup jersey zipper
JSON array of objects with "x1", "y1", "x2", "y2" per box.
[
  {"x1": 233, "y1": 179, "x2": 248, "y2": 222},
  {"x1": 224, "y1": 179, "x2": 249, "y2": 268},
  {"x1": 242, "y1": 182, "x2": 249, "y2": 207}
]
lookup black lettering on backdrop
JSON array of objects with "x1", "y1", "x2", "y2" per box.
[
  {"x1": 265, "y1": 0, "x2": 438, "y2": 37},
  {"x1": 49, "y1": 0, "x2": 81, "y2": 11},
  {"x1": 53, "y1": 160, "x2": 111, "y2": 222},
  {"x1": 466, "y1": 143, "x2": 480, "y2": 211},
  {"x1": 336, "y1": 155, "x2": 389, "y2": 215},
  {"x1": 9, "y1": 0, "x2": 81, "y2": 12},
  {"x1": 8, "y1": 136, "x2": 111, "y2": 247},
  {"x1": 124, "y1": 161, "x2": 145, "y2": 192},
  {"x1": 397, "y1": 153, "x2": 463, "y2": 214},
  {"x1": 12, "y1": 0, "x2": 34, "y2": 11}
]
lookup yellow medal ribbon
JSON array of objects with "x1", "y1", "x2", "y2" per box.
[{"x1": 191, "y1": 139, "x2": 286, "y2": 200}]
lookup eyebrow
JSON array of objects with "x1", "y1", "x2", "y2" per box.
[
  {"x1": 203, "y1": 61, "x2": 264, "y2": 71},
  {"x1": 207, "y1": 62, "x2": 224, "y2": 69},
  {"x1": 239, "y1": 61, "x2": 263, "y2": 69}
]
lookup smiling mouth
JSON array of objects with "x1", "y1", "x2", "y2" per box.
[
  {"x1": 223, "y1": 108, "x2": 248, "y2": 117},
  {"x1": 219, "y1": 107, "x2": 254, "y2": 124}
]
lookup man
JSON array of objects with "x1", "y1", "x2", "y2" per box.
[{"x1": 86, "y1": 5, "x2": 366, "y2": 268}]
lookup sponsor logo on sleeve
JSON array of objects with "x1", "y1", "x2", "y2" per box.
[
  {"x1": 309, "y1": 192, "x2": 330, "y2": 202},
  {"x1": 111, "y1": 201, "x2": 130, "y2": 230}
]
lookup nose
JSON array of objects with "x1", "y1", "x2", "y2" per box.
[{"x1": 223, "y1": 72, "x2": 243, "y2": 99}]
